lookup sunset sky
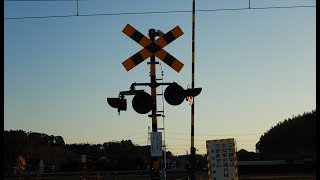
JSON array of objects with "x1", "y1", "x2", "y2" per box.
[{"x1": 4, "y1": 0, "x2": 316, "y2": 155}]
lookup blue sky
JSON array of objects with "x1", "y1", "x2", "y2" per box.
[{"x1": 4, "y1": 0, "x2": 316, "y2": 155}]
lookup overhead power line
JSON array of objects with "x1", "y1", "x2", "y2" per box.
[
  {"x1": 4, "y1": 5, "x2": 316, "y2": 20},
  {"x1": 4, "y1": 0, "x2": 85, "y2": 1}
]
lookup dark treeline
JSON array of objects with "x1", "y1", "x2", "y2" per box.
[
  {"x1": 64, "y1": 140, "x2": 157, "y2": 171},
  {"x1": 4, "y1": 130, "x2": 167, "y2": 173},
  {"x1": 256, "y1": 109, "x2": 316, "y2": 161},
  {"x1": 4, "y1": 130, "x2": 67, "y2": 173},
  {"x1": 4, "y1": 109, "x2": 316, "y2": 174}
]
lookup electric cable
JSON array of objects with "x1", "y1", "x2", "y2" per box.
[{"x1": 4, "y1": 5, "x2": 315, "y2": 20}]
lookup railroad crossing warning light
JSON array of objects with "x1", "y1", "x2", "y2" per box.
[
  {"x1": 185, "y1": 88, "x2": 202, "y2": 97},
  {"x1": 164, "y1": 83, "x2": 185, "y2": 106},
  {"x1": 164, "y1": 83, "x2": 202, "y2": 106},
  {"x1": 107, "y1": 97, "x2": 127, "y2": 114},
  {"x1": 132, "y1": 91, "x2": 153, "y2": 114}
]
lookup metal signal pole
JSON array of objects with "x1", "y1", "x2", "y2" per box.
[
  {"x1": 191, "y1": 0, "x2": 196, "y2": 179},
  {"x1": 149, "y1": 29, "x2": 160, "y2": 180}
]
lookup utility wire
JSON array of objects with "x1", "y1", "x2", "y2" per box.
[
  {"x1": 4, "y1": 5, "x2": 316, "y2": 20},
  {"x1": 4, "y1": 0, "x2": 85, "y2": 1}
]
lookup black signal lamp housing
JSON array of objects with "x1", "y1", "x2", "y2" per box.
[{"x1": 107, "y1": 97, "x2": 127, "y2": 115}]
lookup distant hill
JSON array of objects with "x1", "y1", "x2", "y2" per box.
[{"x1": 255, "y1": 110, "x2": 316, "y2": 161}]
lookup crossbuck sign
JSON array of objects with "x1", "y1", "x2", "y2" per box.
[{"x1": 122, "y1": 24, "x2": 184, "y2": 72}]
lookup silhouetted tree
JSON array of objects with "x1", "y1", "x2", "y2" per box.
[{"x1": 256, "y1": 110, "x2": 316, "y2": 160}]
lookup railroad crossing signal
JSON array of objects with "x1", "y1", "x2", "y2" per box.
[
  {"x1": 122, "y1": 24, "x2": 184, "y2": 72},
  {"x1": 107, "y1": 24, "x2": 202, "y2": 180}
]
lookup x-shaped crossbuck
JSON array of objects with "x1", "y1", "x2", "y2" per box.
[{"x1": 122, "y1": 24, "x2": 184, "y2": 72}]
